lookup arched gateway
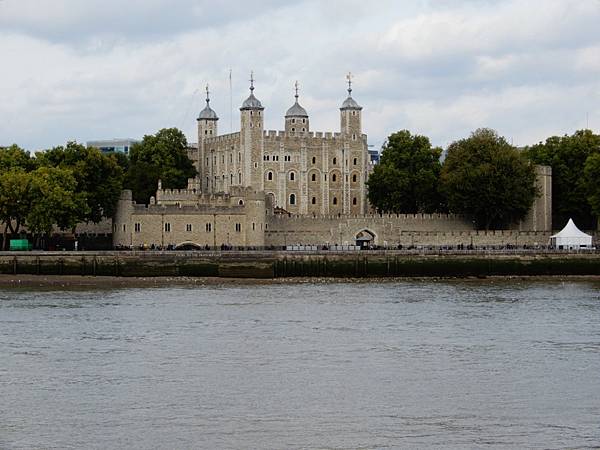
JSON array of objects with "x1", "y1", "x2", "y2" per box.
[{"x1": 355, "y1": 230, "x2": 376, "y2": 249}]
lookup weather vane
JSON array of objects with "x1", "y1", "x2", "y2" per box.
[
  {"x1": 346, "y1": 72, "x2": 353, "y2": 95},
  {"x1": 250, "y1": 71, "x2": 255, "y2": 92},
  {"x1": 294, "y1": 80, "x2": 299, "y2": 100},
  {"x1": 205, "y1": 84, "x2": 210, "y2": 103}
]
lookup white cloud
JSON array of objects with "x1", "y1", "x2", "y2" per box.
[{"x1": 0, "y1": 0, "x2": 599, "y2": 152}]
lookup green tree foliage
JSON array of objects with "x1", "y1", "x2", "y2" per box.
[
  {"x1": 583, "y1": 152, "x2": 600, "y2": 221},
  {"x1": 441, "y1": 128, "x2": 537, "y2": 230},
  {"x1": 26, "y1": 166, "x2": 88, "y2": 237},
  {"x1": 0, "y1": 144, "x2": 35, "y2": 171},
  {"x1": 0, "y1": 169, "x2": 32, "y2": 235},
  {"x1": 0, "y1": 145, "x2": 36, "y2": 247},
  {"x1": 37, "y1": 142, "x2": 124, "y2": 223},
  {"x1": 367, "y1": 130, "x2": 445, "y2": 213},
  {"x1": 125, "y1": 128, "x2": 196, "y2": 204},
  {"x1": 524, "y1": 130, "x2": 600, "y2": 229}
]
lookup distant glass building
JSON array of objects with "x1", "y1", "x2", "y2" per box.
[
  {"x1": 86, "y1": 138, "x2": 139, "y2": 155},
  {"x1": 368, "y1": 147, "x2": 380, "y2": 165}
]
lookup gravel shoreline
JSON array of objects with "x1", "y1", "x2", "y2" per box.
[{"x1": 1, "y1": 274, "x2": 599, "y2": 289}]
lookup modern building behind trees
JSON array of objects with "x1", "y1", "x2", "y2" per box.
[{"x1": 87, "y1": 138, "x2": 139, "y2": 155}]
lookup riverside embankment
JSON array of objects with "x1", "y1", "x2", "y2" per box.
[{"x1": 1, "y1": 251, "x2": 599, "y2": 279}]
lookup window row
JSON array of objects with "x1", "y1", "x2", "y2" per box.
[
  {"x1": 266, "y1": 172, "x2": 359, "y2": 183},
  {"x1": 206, "y1": 152, "x2": 242, "y2": 166},
  {"x1": 287, "y1": 195, "x2": 359, "y2": 206},
  {"x1": 131, "y1": 222, "x2": 245, "y2": 233},
  {"x1": 310, "y1": 156, "x2": 360, "y2": 166}
]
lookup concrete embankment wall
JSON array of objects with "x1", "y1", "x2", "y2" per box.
[{"x1": 1, "y1": 252, "x2": 600, "y2": 279}]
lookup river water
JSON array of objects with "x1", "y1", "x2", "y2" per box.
[{"x1": 1, "y1": 280, "x2": 599, "y2": 449}]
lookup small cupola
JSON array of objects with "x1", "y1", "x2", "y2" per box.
[
  {"x1": 285, "y1": 81, "x2": 309, "y2": 134},
  {"x1": 240, "y1": 72, "x2": 264, "y2": 111},
  {"x1": 197, "y1": 85, "x2": 219, "y2": 121},
  {"x1": 340, "y1": 72, "x2": 362, "y2": 111}
]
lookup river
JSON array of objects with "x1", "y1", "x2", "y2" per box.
[{"x1": 1, "y1": 280, "x2": 599, "y2": 449}]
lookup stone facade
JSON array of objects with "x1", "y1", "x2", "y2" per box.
[
  {"x1": 192, "y1": 77, "x2": 368, "y2": 215},
  {"x1": 516, "y1": 165, "x2": 552, "y2": 232},
  {"x1": 112, "y1": 75, "x2": 555, "y2": 250},
  {"x1": 113, "y1": 184, "x2": 268, "y2": 249}
]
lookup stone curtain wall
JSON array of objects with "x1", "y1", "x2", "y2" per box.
[
  {"x1": 264, "y1": 213, "x2": 572, "y2": 247},
  {"x1": 265, "y1": 214, "x2": 472, "y2": 246}
]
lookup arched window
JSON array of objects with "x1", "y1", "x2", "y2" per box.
[
  {"x1": 311, "y1": 173, "x2": 316, "y2": 182},
  {"x1": 289, "y1": 172, "x2": 295, "y2": 181},
  {"x1": 353, "y1": 197, "x2": 357, "y2": 205},
  {"x1": 238, "y1": 172, "x2": 242, "y2": 184},
  {"x1": 311, "y1": 197, "x2": 316, "y2": 205},
  {"x1": 238, "y1": 199, "x2": 244, "y2": 205},
  {"x1": 312, "y1": 156, "x2": 316, "y2": 164},
  {"x1": 333, "y1": 157, "x2": 337, "y2": 165},
  {"x1": 332, "y1": 174, "x2": 337, "y2": 182},
  {"x1": 289, "y1": 193, "x2": 296, "y2": 205},
  {"x1": 267, "y1": 171, "x2": 273, "y2": 181},
  {"x1": 230, "y1": 173, "x2": 233, "y2": 184},
  {"x1": 352, "y1": 174, "x2": 357, "y2": 182},
  {"x1": 353, "y1": 157, "x2": 357, "y2": 165},
  {"x1": 333, "y1": 197, "x2": 338, "y2": 205}
]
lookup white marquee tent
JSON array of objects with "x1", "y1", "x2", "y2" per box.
[{"x1": 550, "y1": 219, "x2": 593, "y2": 249}]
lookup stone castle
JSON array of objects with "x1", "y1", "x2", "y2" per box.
[
  {"x1": 191, "y1": 74, "x2": 368, "y2": 215},
  {"x1": 113, "y1": 75, "x2": 554, "y2": 249}
]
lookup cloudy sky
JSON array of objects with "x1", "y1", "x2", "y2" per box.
[{"x1": 1, "y1": 0, "x2": 599, "y2": 152}]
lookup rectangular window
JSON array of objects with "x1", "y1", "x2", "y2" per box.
[
  {"x1": 165, "y1": 223, "x2": 171, "y2": 233},
  {"x1": 235, "y1": 223, "x2": 242, "y2": 232},
  {"x1": 186, "y1": 224, "x2": 192, "y2": 232},
  {"x1": 134, "y1": 223, "x2": 141, "y2": 233},
  {"x1": 122, "y1": 224, "x2": 126, "y2": 232},
  {"x1": 206, "y1": 223, "x2": 212, "y2": 232}
]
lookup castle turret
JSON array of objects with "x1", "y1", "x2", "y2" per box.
[
  {"x1": 197, "y1": 85, "x2": 218, "y2": 191},
  {"x1": 240, "y1": 72, "x2": 265, "y2": 190},
  {"x1": 340, "y1": 73, "x2": 362, "y2": 138},
  {"x1": 285, "y1": 81, "x2": 309, "y2": 135}
]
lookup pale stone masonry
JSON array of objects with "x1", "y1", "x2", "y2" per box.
[
  {"x1": 112, "y1": 74, "x2": 555, "y2": 249},
  {"x1": 192, "y1": 75, "x2": 368, "y2": 216},
  {"x1": 113, "y1": 186, "x2": 268, "y2": 249}
]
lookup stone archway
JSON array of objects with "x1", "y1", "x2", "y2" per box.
[
  {"x1": 174, "y1": 242, "x2": 203, "y2": 251},
  {"x1": 355, "y1": 230, "x2": 376, "y2": 249}
]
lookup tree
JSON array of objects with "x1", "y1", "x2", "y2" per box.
[
  {"x1": 367, "y1": 130, "x2": 445, "y2": 213},
  {"x1": 0, "y1": 144, "x2": 35, "y2": 172},
  {"x1": 583, "y1": 152, "x2": 600, "y2": 221},
  {"x1": 0, "y1": 169, "x2": 32, "y2": 249},
  {"x1": 26, "y1": 167, "x2": 88, "y2": 241},
  {"x1": 440, "y1": 128, "x2": 537, "y2": 230},
  {"x1": 524, "y1": 129, "x2": 600, "y2": 229},
  {"x1": 0, "y1": 146, "x2": 36, "y2": 248},
  {"x1": 37, "y1": 142, "x2": 124, "y2": 223},
  {"x1": 125, "y1": 128, "x2": 196, "y2": 204}
]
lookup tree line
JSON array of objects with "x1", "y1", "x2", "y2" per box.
[
  {"x1": 0, "y1": 128, "x2": 194, "y2": 248},
  {"x1": 1, "y1": 126, "x2": 599, "y2": 248},
  {"x1": 367, "y1": 128, "x2": 600, "y2": 230}
]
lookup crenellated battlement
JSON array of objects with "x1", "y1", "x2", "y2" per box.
[
  {"x1": 263, "y1": 130, "x2": 345, "y2": 141},
  {"x1": 270, "y1": 213, "x2": 466, "y2": 222},
  {"x1": 204, "y1": 132, "x2": 241, "y2": 144},
  {"x1": 132, "y1": 203, "x2": 247, "y2": 215}
]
